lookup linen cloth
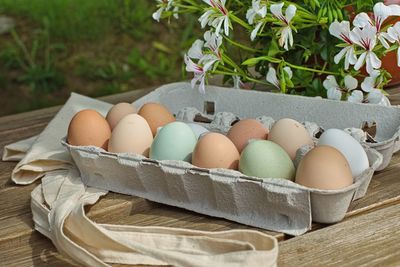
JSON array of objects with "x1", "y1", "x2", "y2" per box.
[{"x1": 2, "y1": 93, "x2": 279, "y2": 266}]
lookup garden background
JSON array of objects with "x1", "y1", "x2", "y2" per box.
[{"x1": 0, "y1": 0, "x2": 195, "y2": 116}]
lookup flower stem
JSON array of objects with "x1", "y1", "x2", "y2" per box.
[
  {"x1": 229, "y1": 13, "x2": 251, "y2": 30},
  {"x1": 223, "y1": 36, "x2": 262, "y2": 53}
]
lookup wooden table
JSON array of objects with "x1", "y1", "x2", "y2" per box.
[{"x1": 1, "y1": 87, "x2": 400, "y2": 266}]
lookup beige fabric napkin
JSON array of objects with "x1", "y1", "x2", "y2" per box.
[{"x1": 3, "y1": 93, "x2": 279, "y2": 266}]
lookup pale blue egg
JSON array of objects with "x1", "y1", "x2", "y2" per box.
[{"x1": 150, "y1": 121, "x2": 197, "y2": 162}]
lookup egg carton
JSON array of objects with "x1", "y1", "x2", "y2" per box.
[
  {"x1": 134, "y1": 82, "x2": 400, "y2": 171},
  {"x1": 64, "y1": 139, "x2": 381, "y2": 236}
]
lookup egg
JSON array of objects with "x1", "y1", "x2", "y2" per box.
[
  {"x1": 227, "y1": 119, "x2": 268, "y2": 153},
  {"x1": 106, "y1": 102, "x2": 136, "y2": 129},
  {"x1": 317, "y1": 128, "x2": 369, "y2": 177},
  {"x1": 150, "y1": 122, "x2": 197, "y2": 162},
  {"x1": 67, "y1": 109, "x2": 111, "y2": 149},
  {"x1": 187, "y1": 123, "x2": 209, "y2": 139},
  {"x1": 268, "y1": 118, "x2": 314, "y2": 160},
  {"x1": 192, "y1": 133, "x2": 240, "y2": 169},
  {"x1": 295, "y1": 145, "x2": 353, "y2": 190},
  {"x1": 108, "y1": 114, "x2": 153, "y2": 156},
  {"x1": 239, "y1": 140, "x2": 295, "y2": 180},
  {"x1": 138, "y1": 103, "x2": 175, "y2": 136}
]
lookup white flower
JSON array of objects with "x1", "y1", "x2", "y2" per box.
[
  {"x1": 266, "y1": 66, "x2": 292, "y2": 89},
  {"x1": 246, "y1": 0, "x2": 267, "y2": 25},
  {"x1": 382, "y1": 21, "x2": 400, "y2": 67},
  {"x1": 246, "y1": 0, "x2": 267, "y2": 41},
  {"x1": 323, "y1": 75, "x2": 357, "y2": 101},
  {"x1": 185, "y1": 55, "x2": 217, "y2": 94},
  {"x1": 199, "y1": 0, "x2": 230, "y2": 36},
  {"x1": 359, "y1": 70, "x2": 391, "y2": 106},
  {"x1": 152, "y1": 0, "x2": 177, "y2": 22},
  {"x1": 350, "y1": 24, "x2": 381, "y2": 74},
  {"x1": 329, "y1": 21, "x2": 357, "y2": 70},
  {"x1": 204, "y1": 30, "x2": 222, "y2": 59},
  {"x1": 270, "y1": 3, "x2": 296, "y2": 50},
  {"x1": 361, "y1": 69, "x2": 381, "y2": 92},
  {"x1": 353, "y1": 2, "x2": 400, "y2": 48}
]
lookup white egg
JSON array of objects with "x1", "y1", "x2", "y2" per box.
[
  {"x1": 317, "y1": 128, "x2": 369, "y2": 177},
  {"x1": 187, "y1": 123, "x2": 209, "y2": 139}
]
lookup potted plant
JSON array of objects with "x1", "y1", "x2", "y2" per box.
[{"x1": 152, "y1": 0, "x2": 400, "y2": 106}]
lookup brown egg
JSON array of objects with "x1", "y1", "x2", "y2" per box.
[
  {"x1": 106, "y1": 102, "x2": 136, "y2": 129},
  {"x1": 192, "y1": 133, "x2": 240, "y2": 170},
  {"x1": 227, "y1": 119, "x2": 268, "y2": 153},
  {"x1": 138, "y1": 103, "x2": 175, "y2": 136},
  {"x1": 295, "y1": 145, "x2": 353, "y2": 190},
  {"x1": 67, "y1": 109, "x2": 111, "y2": 150},
  {"x1": 268, "y1": 118, "x2": 314, "y2": 160}
]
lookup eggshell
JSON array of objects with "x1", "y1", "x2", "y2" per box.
[
  {"x1": 318, "y1": 128, "x2": 369, "y2": 177},
  {"x1": 227, "y1": 119, "x2": 268, "y2": 153},
  {"x1": 106, "y1": 102, "x2": 136, "y2": 129},
  {"x1": 138, "y1": 103, "x2": 175, "y2": 136},
  {"x1": 187, "y1": 123, "x2": 209, "y2": 139},
  {"x1": 192, "y1": 133, "x2": 239, "y2": 170},
  {"x1": 268, "y1": 118, "x2": 314, "y2": 160},
  {"x1": 67, "y1": 109, "x2": 111, "y2": 150},
  {"x1": 239, "y1": 140, "x2": 295, "y2": 180},
  {"x1": 295, "y1": 145, "x2": 353, "y2": 190},
  {"x1": 150, "y1": 122, "x2": 197, "y2": 162},
  {"x1": 108, "y1": 114, "x2": 153, "y2": 156}
]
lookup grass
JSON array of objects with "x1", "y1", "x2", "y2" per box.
[{"x1": 0, "y1": 0, "x2": 198, "y2": 115}]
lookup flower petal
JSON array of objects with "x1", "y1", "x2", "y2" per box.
[
  {"x1": 327, "y1": 88, "x2": 342, "y2": 101},
  {"x1": 329, "y1": 21, "x2": 351, "y2": 42},
  {"x1": 354, "y1": 51, "x2": 367, "y2": 71},
  {"x1": 266, "y1": 66, "x2": 279, "y2": 88},
  {"x1": 334, "y1": 47, "x2": 348, "y2": 64},
  {"x1": 188, "y1": 40, "x2": 204, "y2": 59},
  {"x1": 397, "y1": 47, "x2": 400, "y2": 67},
  {"x1": 250, "y1": 22, "x2": 263, "y2": 41},
  {"x1": 270, "y1": 3, "x2": 284, "y2": 21},
  {"x1": 347, "y1": 90, "x2": 364, "y2": 103},
  {"x1": 344, "y1": 75, "x2": 358, "y2": 90},
  {"x1": 367, "y1": 89, "x2": 384, "y2": 104},
  {"x1": 199, "y1": 10, "x2": 213, "y2": 28},
  {"x1": 366, "y1": 51, "x2": 381, "y2": 74},
  {"x1": 285, "y1": 5, "x2": 297, "y2": 23},
  {"x1": 283, "y1": 66, "x2": 293, "y2": 79},
  {"x1": 323, "y1": 75, "x2": 339, "y2": 90},
  {"x1": 361, "y1": 76, "x2": 376, "y2": 93},
  {"x1": 353, "y1": 12, "x2": 372, "y2": 28},
  {"x1": 152, "y1": 7, "x2": 164, "y2": 22}
]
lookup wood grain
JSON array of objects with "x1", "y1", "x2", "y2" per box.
[
  {"x1": 278, "y1": 201, "x2": 400, "y2": 266},
  {"x1": 1, "y1": 86, "x2": 400, "y2": 266}
]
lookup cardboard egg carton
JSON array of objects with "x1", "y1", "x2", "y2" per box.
[
  {"x1": 64, "y1": 140, "x2": 381, "y2": 236},
  {"x1": 62, "y1": 82, "x2": 395, "y2": 235}
]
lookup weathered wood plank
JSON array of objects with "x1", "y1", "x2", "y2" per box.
[{"x1": 278, "y1": 201, "x2": 400, "y2": 266}]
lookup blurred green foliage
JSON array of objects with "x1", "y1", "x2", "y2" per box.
[{"x1": 0, "y1": 0, "x2": 197, "y2": 115}]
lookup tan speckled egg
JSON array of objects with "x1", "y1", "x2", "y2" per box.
[
  {"x1": 106, "y1": 102, "x2": 136, "y2": 129},
  {"x1": 108, "y1": 114, "x2": 153, "y2": 156},
  {"x1": 67, "y1": 109, "x2": 111, "y2": 150},
  {"x1": 192, "y1": 132, "x2": 240, "y2": 170},
  {"x1": 138, "y1": 103, "x2": 175, "y2": 136},
  {"x1": 295, "y1": 145, "x2": 353, "y2": 190},
  {"x1": 268, "y1": 118, "x2": 313, "y2": 160},
  {"x1": 227, "y1": 119, "x2": 268, "y2": 153}
]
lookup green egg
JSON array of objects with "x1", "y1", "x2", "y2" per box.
[
  {"x1": 239, "y1": 140, "x2": 295, "y2": 180},
  {"x1": 150, "y1": 121, "x2": 197, "y2": 162}
]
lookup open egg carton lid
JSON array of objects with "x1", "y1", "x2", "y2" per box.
[{"x1": 134, "y1": 82, "x2": 400, "y2": 171}]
